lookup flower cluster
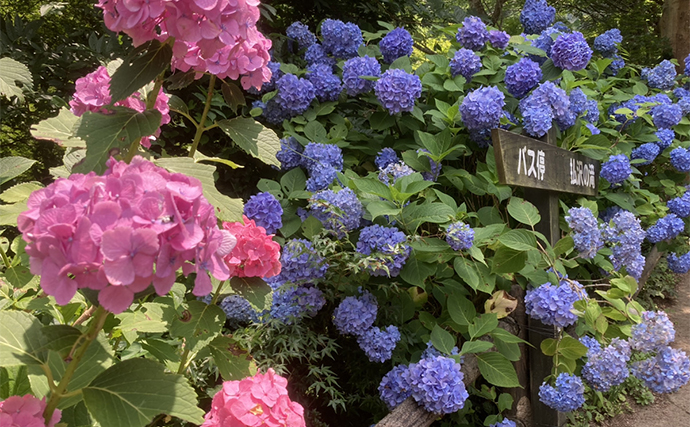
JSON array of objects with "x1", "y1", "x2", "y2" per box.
[
  {"x1": 600, "y1": 154, "x2": 632, "y2": 185},
  {"x1": 655, "y1": 129, "x2": 675, "y2": 150},
  {"x1": 268, "y1": 281, "x2": 325, "y2": 324},
  {"x1": 490, "y1": 420, "x2": 517, "y2": 427},
  {"x1": 581, "y1": 338, "x2": 631, "y2": 391},
  {"x1": 569, "y1": 88, "x2": 599, "y2": 124},
  {"x1": 460, "y1": 86, "x2": 506, "y2": 145},
  {"x1": 286, "y1": 21, "x2": 317, "y2": 50},
  {"x1": 602, "y1": 210, "x2": 646, "y2": 279},
  {"x1": 304, "y1": 44, "x2": 333, "y2": 67},
  {"x1": 456, "y1": 16, "x2": 488, "y2": 51},
  {"x1": 244, "y1": 192, "x2": 283, "y2": 235},
  {"x1": 525, "y1": 280, "x2": 584, "y2": 327},
  {"x1": 686, "y1": 53, "x2": 690, "y2": 76},
  {"x1": 538, "y1": 373, "x2": 585, "y2": 412},
  {"x1": 631, "y1": 143, "x2": 660, "y2": 165},
  {"x1": 276, "y1": 239, "x2": 328, "y2": 284},
  {"x1": 69, "y1": 66, "x2": 170, "y2": 148},
  {"x1": 651, "y1": 103, "x2": 683, "y2": 130},
  {"x1": 488, "y1": 30, "x2": 510, "y2": 49},
  {"x1": 450, "y1": 49, "x2": 482, "y2": 81},
  {"x1": 218, "y1": 295, "x2": 260, "y2": 328},
  {"x1": 630, "y1": 311, "x2": 676, "y2": 352},
  {"x1": 321, "y1": 19, "x2": 363, "y2": 59},
  {"x1": 631, "y1": 346, "x2": 690, "y2": 393},
  {"x1": 0, "y1": 394, "x2": 61, "y2": 427},
  {"x1": 356, "y1": 225, "x2": 411, "y2": 277},
  {"x1": 378, "y1": 162, "x2": 415, "y2": 184},
  {"x1": 379, "y1": 27, "x2": 414, "y2": 64},
  {"x1": 566, "y1": 207, "x2": 603, "y2": 259},
  {"x1": 520, "y1": 81, "x2": 572, "y2": 136},
  {"x1": 342, "y1": 56, "x2": 381, "y2": 96},
  {"x1": 333, "y1": 290, "x2": 378, "y2": 335},
  {"x1": 277, "y1": 137, "x2": 303, "y2": 170},
  {"x1": 201, "y1": 369, "x2": 305, "y2": 427},
  {"x1": 18, "y1": 157, "x2": 235, "y2": 313},
  {"x1": 667, "y1": 252, "x2": 690, "y2": 274},
  {"x1": 504, "y1": 58, "x2": 542, "y2": 99},
  {"x1": 642, "y1": 60, "x2": 677, "y2": 90},
  {"x1": 357, "y1": 325, "x2": 401, "y2": 363},
  {"x1": 593, "y1": 28, "x2": 622, "y2": 58},
  {"x1": 375, "y1": 148, "x2": 399, "y2": 170},
  {"x1": 302, "y1": 142, "x2": 344, "y2": 191},
  {"x1": 406, "y1": 356, "x2": 469, "y2": 414},
  {"x1": 306, "y1": 64, "x2": 342, "y2": 102},
  {"x1": 97, "y1": 0, "x2": 272, "y2": 89},
  {"x1": 222, "y1": 217, "x2": 281, "y2": 279},
  {"x1": 520, "y1": 0, "x2": 556, "y2": 34},
  {"x1": 646, "y1": 213, "x2": 685, "y2": 243},
  {"x1": 550, "y1": 32, "x2": 592, "y2": 71},
  {"x1": 446, "y1": 221, "x2": 474, "y2": 251},
  {"x1": 308, "y1": 188, "x2": 363, "y2": 238},
  {"x1": 671, "y1": 147, "x2": 690, "y2": 172},
  {"x1": 274, "y1": 74, "x2": 316, "y2": 116},
  {"x1": 530, "y1": 26, "x2": 561, "y2": 61},
  {"x1": 375, "y1": 69, "x2": 423, "y2": 115},
  {"x1": 378, "y1": 364, "x2": 412, "y2": 408}
]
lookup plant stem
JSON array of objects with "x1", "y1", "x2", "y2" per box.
[
  {"x1": 43, "y1": 306, "x2": 109, "y2": 423},
  {"x1": 123, "y1": 71, "x2": 167, "y2": 163},
  {"x1": 211, "y1": 280, "x2": 226, "y2": 305},
  {"x1": 177, "y1": 348, "x2": 191, "y2": 375},
  {"x1": 189, "y1": 75, "x2": 217, "y2": 157},
  {"x1": 0, "y1": 244, "x2": 10, "y2": 268}
]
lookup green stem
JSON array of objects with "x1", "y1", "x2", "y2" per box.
[
  {"x1": 0, "y1": 244, "x2": 10, "y2": 268},
  {"x1": 189, "y1": 75, "x2": 217, "y2": 158},
  {"x1": 43, "y1": 306, "x2": 109, "y2": 423},
  {"x1": 177, "y1": 348, "x2": 191, "y2": 375},
  {"x1": 211, "y1": 280, "x2": 227, "y2": 305},
  {"x1": 123, "y1": 72, "x2": 167, "y2": 163}
]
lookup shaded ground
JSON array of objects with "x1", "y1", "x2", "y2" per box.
[{"x1": 601, "y1": 273, "x2": 690, "y2": 427}]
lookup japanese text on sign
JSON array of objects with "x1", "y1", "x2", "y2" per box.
[
  {"x1": 517, "y1": 146, "x2": 545, "y2": 180},
  {"x1": 569, "y1": 158, "x2": 596, "y2": 189}
]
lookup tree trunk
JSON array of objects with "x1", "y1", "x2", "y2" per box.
[{"x1": 660, "y1": 0, "x2": 690, "y2": 69}]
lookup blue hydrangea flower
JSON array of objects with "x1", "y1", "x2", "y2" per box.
[
  {"x1": 579, "y1": 336, "x2": 602, "y2": 353},
  {"x1": 274, "y1": 74, "x2": 316, "y2": 116},
  {"x1": 321, "y1": 19, "x2": 363, "y2": 59},
  {"x1": 304, "y1": 44, "x2": 335, "y2": 68},
  {"x1": 520, "y1": 0, "x2": 556, "y2": 34},
  {"x1": 685, "y1": 53, "x2": 690, "y2": 76},
  {"x1": 668, "y1": 252, "x2": 690, "y2": 274},
  {"x1": 551, "y1": 32, "x2": 592, "y2": 71},
  {"x1": 456, "y1": 16, "x2": 488, "y2": 51},
  {"x1": 678, "y1": 96, "x2": 690, "y2": 115},
  {"x1": 269, "y1": 283, "x2": 326, "y2": 324},
  {"x1": 631, "y1": 311, "x2": 676, "y2": 352},
  {"x1": 671, "y1": 147, "x2": 690, "y2": 172},
  {"x1": 569, "y1": 88, "x2": 599, "y2": 123},
  {"x1": 446, "y1": 221, "x2": 474, "y2": 251},
  {"x1": 651, "y1": 103, "x2": 683, "y2": 129},
  {"x1": 379, "y1": 27, "x2": 414, "y2": 64},
  {"x1": 668, "y1": 192, "x2": 690, "y2": 218},
  {"x1": 488, "y1": 30, "x2": 510, "y2": 49},
  {"x1": 450, "y1": 48, "x2": 482, "y2": 81},
  {"x1": 219, "y1": 295, "x2": 260, "y2": 328},
  {"x1": 357, "y1": 325, "x2": 401, "y2": 362},
  {"x1": 306, "y1": 163, "x2": 338, "y2": 192},
  {"x1": 582, "y1": 338, "x2": 631, "y2": 392},
  {"x1": 243, "y1": 192, "x2": 283, "y2": 234},
  {"x1": 407, "y1": 356, "x2": 469, "y2": 414},
  {"x1": 278, "y1": 239, "x2": 329, "y2": 284},
  {"x1": 631, "y1": 346, "x2": 690, "y2": 393},
  {"x1": 531, "y1": 26, "x2": 561, "y2": 59},
  {"x1": 308, "y1": 188, "x2": 363, "y2": 238},
  {"x1": 333, "y1": 290, "x2": 378, "y2": 335},
  {"x1": 593, "y1": 29, "x2": 622, "y2": 57},
  {"x1": 302, "y1": 142, "x2": 343, "y2": 191},
  {"x1": 378, "y1": 161, "x2": 415, "y2": 185},
  {"x1": 522, "y1": 106, "x2": 553, "y2": 137},
  {"x1": 286, "y1": 21, "x2": 317, "y2": 49},
  {"x1": 600, "y1": 154, "x2": 632, "y2": 185},
  {"x1": 490, "y1": 420, "x2": 517, "y2": 427},
  {"x1": 356, "y1": 225, "x2": 411, "y2": 277},
  {"x1": 520, "y1": 81, "x2": 571, "y2": 136},
  {"x1": 631, "y1": 143, "x2": 660, "y2": 166},
  {"x1": 607, "y1": 54, "x2": 625, "y2": 75},
  {"x1": 342, "y1": 56, "x2": 381, "y2": 96},
  {"x1": 460, "y1": 86, "x2": 506, "y2": 132},
  {"x1": 375, "y1": 147, "x2": 399, "y2": 170},
  {"x1": 525, "y1": 280, "x2": 584, "y2": 327},
  {"x1": 566, "y1": 207, "x2": 603, "y2": 259},
  {"x1": 254, "y1": 99, "x2": 289, "y2": 124},
  {"x1": 248, "y1": 61, "x2": 283, "y2": 94},
  {"x1": 586, "y1": 123, "x2": 601, "y2": 135},
  {"x1": 505, "y1": 58, "x2": 543, "y2": 99},
  {"x1": 602, "y1": 210, "x2": 646, "y2": 279},
  {"x1": 375, "y1": 69, "x2": 423, "y2": 115},
  {"x1": 379, "y1": 365, "x2": 412, "y2": 409},
  {"x1": 643, "y1": 60, "x2": 677, "y2": 90},
  {"x1": 276, "y1": 137, "x2": 303, "y2": 170},
  {"x1": 646, "y1": 214, "x2": 685, "y2": 243},
  {"x1": 655, "y1": 129, "x2": 675, "y2": 151},
  {"x1": 306, "y1": 63, "x2": 342, "y2": 102},
  {"x1": 539, "y1": 373, "x2": 585, "y2": 412}
]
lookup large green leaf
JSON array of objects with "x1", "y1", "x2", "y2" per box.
[
  {"x1": 468, "y1": 313, "x2": 498, "y2": 339},
  {"x1": 447, "y1": 294, "x2": 476, "y2": 326},
  {"x1": 477, "y1": 352, "x2": 521, "y2": 388},
  {"x1": 116, "y1": 303, "x2": 169, "y2": 335},
  {"x1": 0, "y1": 182, "x2": 43, "y2": 203},
  {"x1": 109, "y1": 39, "x2": 173, "y2": 102},
  {"x1": 402, "y1": 202, "x2": 455, "y2": 230},
  {"x1": 0, "y1": 157, "x2": 37, "y2": 186},
  {"x1": 0, "y1": 311, "x2": 45, "y2": 367},
  {"x1": 430, "y1": 325, "x2": 456, "y2": 355},
  {"x1": 399, "y1": 253, "x2": 436, "y2": 287},
  {"x1": 491, "y1": 245, "x2": 527, "y2": 274},
  {"x1": 208, "y1": 335, "x2": 257, "y2": 381},
  {"x1": 218, "y1": 117, "x2": 281, "y2": 167},
  {"x1": 30, "y1": 108, "x2": 85, "y2": 148},
  {"x1": 0, "y1": 202, "x2": 27, "y2": 226},
  {"x1": 453, "y1": 257, "x2": 480, "y2": 290},
  {"x1": 497, "y1": 229, "x2": 537, "y2": 251},
  {"x1": 507, "y1": 197, "x2": 541, "y2": 227},
  {"x1": 155, "y1": 157, "x2": 244, "y2": 222},
  {"x1": 170, "y1": 301, "x2": 225, "y2": 354},
  {"x1": 0, "y1": 57, "x2": 32, "y2": 102},
  {"x1": 229, "y1": 276, "x2": 273, "y2": 311},
  {"x1": 82, "y1": 359, "x2": 205, "y2": 427},
  {"x1": 73, "y1": 107, "x2": 162, "y2": 174}
]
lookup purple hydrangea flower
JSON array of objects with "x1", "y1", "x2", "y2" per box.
[
  {"x1": 248, "y1": 61, "x2": 283, "y2": 94},
  {"x1": 286, "y1": 21, "x2": 317, "y2": 49},
  {"x1": 308, "y1": 188, "x2": 363, "y2": 238},
  {"x1": 525, "y1": 280, "x2": 584, "y2": 327},
  {"x1": 407, "y1": 356, "x2": 469, "y2": 414},
  {"x1": 342, "y1": 56, "x2": 381, "y2": 96},
  {"x1": 655, "y1": 129, "x2": 675, "y2": 151},
  {"x1": 646, "y1": 214, "x2": 685, "y2": 243},
  {"x1": 306, "y1": 63, "x2": 342, "y2": 102},
  {"x1": 321, "y1": 19, "x2": 363, "y2": 59},
  {"x1": 357, "y1": 325, "x2": 401, "y2": 362},
  {"x1": 505, "y1": 58, "x2": 543, "y2": 99},
  {"x1": 278, "y1": 239, "x2": 329, "y2": 284},
  {"x1": 593, "y1": 29, "x2": 622, "y2": 57},
  {"x1": 671, "y1": 147, "x2": 690, "y2": 172},
  {"x1": 607, "y1": 55, "x2": 625, "y2": 75},
  {"x1": 603, "y1": 210, "x2": 646, "y2": 279},
  {"x1": 631, "y1": 346, "x2": 690, "y2": 393},
  {"x1": 269, "y1": 283, "x2": 325, "y2": 323},
  {"x1": 460, "y1": 86, "x2": 506, "y2": 132},
  {"x1": 531, "y1": 26, "x2": 561, "y2": 59},
  {"x1": 375, "y1": 147, "x2": 399, "y2": 170},
  {"x1": 276, "y1": 137, "x2": 303, "y2": 170},
  {"x1": 305, "y1": 44, "x2": 334, "y2": 67},
  {"x1": 379, "y1": 365, "x2": 412, "y2": 409},
  {"x1": 375, "y1": 69, "x2": 423, "y2": 115},
  {"x1": 539, "y1": 373, "x2": 585, "y2": 412},
  {"x1": 450, "y1": 48, "x2": 482, "y2": 81},
  {"x1": 490, "y1": 420, "x2": 517, "y2": 427},
  {"x1": 566, "y1": 207, "x2": 603, "y2": 259},
  {"x1": 569, "y1": 88, "x2": 599, "y2": 123},
  {"x1": 378, "y1": 162, "x2": 415, "y2": 184},
  {"x1": 685, "y1": 53, "x2": 690, "y2": 76},
  {"x1": 333, "y1": 290, "x2": 378, "y2": 335},
  {"x1": 520, "y1": 0, "x2": 556, "y2": 34},
  {"x1": 582, "y1": 338, "x2": 631, "y2": 392},
  {"x1": 218, "y1": 295, "x2": 261, "y2": 327},
  {"x1": 446, "y1": 221, "x2": 474, "y2": 251},
  {"x1": 456, "y1": 16, "x2": 488, "y2": 51},
  {"x1": 551, "y1": 32, "x2": 592, "y2": 71},
  {"x1": 643, "y1": 60, "x2": 677, "y2": 90},
  {"x1": 520, "y1": 81, "x2": 571, "y2": 136},
  {"x1": 244, "y1": 192, "x2": 283, "y2": 235},
  {"x1": 522, "y1": 106, "x2": 553, "y2": 137},
  {"x1": 630, "y1": 311, "x2": 676, "y2": 352},
  {"x1": 668, "y1": 252, "x2": 690, "y2": 273},
  {"x1": 631, "y1": 143, "x2": 660, "y2": 166},
  {"x1": 302, "y1": 142, "x2": 343, "y2": 191},
  {"x1": 254, "y1": 99, "x2": 289, "y2": 125},
  {"x1": 488, "y1": 30, "x2": 510, "y2": 49},
  {"x1": 668, "y1": 192, "x2": 690, "y2": 218},
  {"x1": 600, "y1": 154, "x2": 632, "y2": 185},
  {"x1": 651, "y1": 103, "x2": 683, "y2": 129},
  {"x1": 356, "y1": 225, "x2": 411, "y2": 277},
  {"x1": 580, "y1": 336, "x2": 601, "y2": 353},
  {"x1": 274, "y1": 74, "x2": 316, "y2": 116},
  {"x1": 379, "y1": 27, "x2": 414, "y2": 64}
]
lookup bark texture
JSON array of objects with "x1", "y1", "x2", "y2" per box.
[{"x1": 660, "y1": 0, "x2": 690, "y2": 69}]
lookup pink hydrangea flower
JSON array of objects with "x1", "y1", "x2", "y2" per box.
[
  {"x1": 18, "y1": 156, "x2": 235, "y2": 314},
  {"x1": 222, "y1": 216, "x2": 281, "y2": 279},
  {"x1": 0, "y1": 394, "x2": 61, "y2": 427},
  {"x1": 202, "y1": 369, "x2": 305, "y2": 427}
]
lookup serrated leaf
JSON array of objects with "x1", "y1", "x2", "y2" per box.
[
  {"x1": 116, "y1": 303, "x2": 169, "y2": 335},
  {"x1": 109, "y1": 39, "x2": 173, "y2": 102},
  {"x1": 0, "y1": 182, "x2": 43, "y2": 203},
  {"x1": 430, "y1": 325, "x2": 456, "y2": 354},
  {"x1": 0, "y1": 157, "x2": 37, "y2": 186},
  {"x1": 193, "y1": 151, "x2": 243, "y2": 169},
  {"x1": 170, "y1": 301, "x2": 224, "y2": 354},
  {"x1": 491, "y1": 245, "x2": 527, "y2": 274},
  {"x1": 559, "y1": 336, "x2": 588, "y2": 360},
  {"x1": 507, "y1": 197, "x2": 541, "y2": 226},
  {"x1": 0, "y1": 202, "x2": 27, "y2": 226},
  {"x1": 468, "y1": 313, "x2": 498, "y2": 339},
  {"x1": 0, "y1": 57, "x2": 32, "y2": 102},
  {"x1": 155, "y1": 157, "x2": 244, "y2": 222},
  {"x1": 447, "y1": 294, "x2": 476, "y2": 326},
  {"x1": 460, "y1": 340, "x2": 494, "y2": 354},
  {"x1": 366, "y1": 200, "x2": 401, "y2": 220},
  {"x1": 82, "y1": 359, "x2": 205, "y2": 427},
  {"x1": 167, "y1": 95, "x2": 188, "y2": 115},
  {"x1": 497, "y1": 229, "x2": 537, "y2": 251},
  {"x1": 540, "y1": 338, "x2": 558, "y2": 356},
  {"x1": 0, "y1": 311, "x2": 45, "y2": 367},
  {"x1": 220, "y1": 81, "x2": 246, "y2": 114},
  {"x1": 3, "y1": 265, "x2": 35, "y2": 289},
  {"x1": 229, "y1": 276, "x2": 272, "y2": 311},
  {"x1": 30, "y1": 108, "x2": 85, "y2": 148},
  {"x1": 73, "y1": 107, "x2": 162, "y2": 174},
  {"x1": 477, "y1": 352, "x2": 521, "y2": 388},
  {"x1": 454, "y1": 257, "x2": 480, "y2": 290},
  {"x1": 218, "y1": 117, "x2": 281, "y2": 167},
  {"x1": 208, "y1": 335, "x2": 257, "y2": 381},
  {"x1": 304, "y1": 121, "x2": 327, "y2": 143},
  {"x1": 400, "y1": 253, "x2": 436, "y2": 286}
]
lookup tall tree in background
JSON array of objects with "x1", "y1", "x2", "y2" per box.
[{"x1": 660, "y1": 0, "x2": 690, "y2": 68}]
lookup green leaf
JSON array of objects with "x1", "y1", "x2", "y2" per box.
[
  {"x1": 410, "y1": 237, "x2": 449, "y2": 252},
  {"x1": 304, "y1": 121, "x2": 328, "y2": 143},
  {"x1": 229, "y1": 276, "x2": 272, "y2": 311},
  {"x1": 559, "y1": 336, "x2": 588, "y2": 360},
  {"x1": 454, "y1": 257, "x2": 480, "y2": 290},
  {"x1": 0, "y1": 157, "x2": 37, "y2": 186},
  {"x1": 0, "y1": 57, "x2": 32, "y2": 102},
  {"x1": 366, "y1": 200, "x2": 401, "y2": 220},
  {"x1": 192, "y1": 151, "x2": 243, "y2": 169},
  {"x1": 498, "y1": 229, "x2": 537, "y2": 251},
  {"x1": 220, "y1": 81, "x2": 246, "y2": 114},
  {"x1": 73, "y1": 107, "x2": 162, "y2": 174},
  {"x1": 301, "y1": 216, "x2": 323, "y2": 239},
  {"x1": 553, "y1": 236, "x2": 574, "y2": 256},
  {"x1": 280, "y1": 168, "x2": 307, "y2": 196},
  {"x1": 430, "y1": 325, "x2": 456, "y2": 354},
  {"x1": 497, "y1": 393, "x2": 514, "y2": 412},
  {"x1": 447, "y1": 294, "x2": 476, "y2": 326},
  {"x1": 460, "y1": 340, "x2": 493, "y2": 355},
  {"x1": 507, "y1": 197, "x2": 541, "y2": 226},
  {"x1": 400, "y1": 253, "x2": 436, "y2": 286},
  {"x1": 0, "y1": 202, "x2": 28, "y2": 226},
  {"x1": 389, "y1": 56, "x2": 412, "y2": 72},
  {"x1": 0, "y1": 182, "x2": 43, "y2": 203},
  {"x1": 352, "y1": 178, "x2": 392, "y2": 200},
  {"x1": 218, "y1": 117, "x2": 281, "y2": 167},
  {"x1": 402, "y1": 202, "x2": 455, "y2": 230},
  {"x1": 477, "y1": 352, "x2": 521, "y2": 388},
  {"x1": 0, "y1": 311, "x2": 45, "y2": 366},
  {"x1": 208, "y1": 335, "x2": 257, "y2": 381},
  {"x1": 490, "y1": 328, "x2": 529, "y2": 345},
  {"x1": 494, "y1": 339, "x2": 521, "y2": 361},
  {"x1": 540, "y1": 338, "x2": 558, "y2": 356},
  {"x1": 82, "y1": 359, "x2": 205, "y2": 427},
  {"x1": 468, "y1": 313, "x2": 499, "y2": 339},
  {"x1": 492, "y1": 245, "x2": 527, "y2": 274},
  {"x1": 30, "y1": 108, "x2": 85, "y2": 148},
  {"x1": 109, "y1": 39, "x2": 173, "y2": 102},
  {"x1": 3, "y1": 265, "x2": 35, "y2": 289},
  {"x1": 116, "y1": 303, "x2": 169, "y2": 335},
  {"x1": 170, "y1": 301, "x2": 225, "y2": 354},
  {"x1": 155, "y1": 157, "x2": 244, "y2": 222}
]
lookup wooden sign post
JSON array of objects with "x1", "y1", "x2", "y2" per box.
[{"x1": 491, "y1": 128, "x2": 600, "y2": 427}]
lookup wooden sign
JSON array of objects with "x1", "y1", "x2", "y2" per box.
[{"x1": 492, "y1": 129, "x2": 600, "y2": 196}]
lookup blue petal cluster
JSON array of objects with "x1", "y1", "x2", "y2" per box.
[
  {"x1": 379, "y1": 365, "x2": 412, "y2": 409},
  {"x1": 531, "y1": 27, "x2": 561, "y2": 60},
  {"x1": 456, "y1": 16, "x2": 488, "y2": 51},
  {"x1": 520, "y1": 81, "x2": 572, "y2": 136},
  {"x1": 357, "y1": 325, "x2": 401, "y2": 362},
  {"x1": 593, "y1": 29, "x2": 622, "y2": 57},
  {"x1": 460, "y1": 86, "x2": 506, "y2": 137},
  {"x1": 286, "y1": 21, "x2": 316, "y2": 49},
  {"x1": 417, "y1": 149, "x2": 442, "y2": 181},
  {"x1": 332, "y1": 290, "x2": 378, "y2": 335},
  {"x1": 607, "y1": 55, "x2": 625, "y2": 76},
  {"x1": 356, "y1": 224, "x2": 411, "y2": 277},
  {"x1": 550, "y1": 32, "x2": 592, "y2": 71},
  {"x1": 308, "y1": 188, "x2": 363, "y2": 238},
  {"x1": 219, "y1": 295, "x2": 260, "y2": 328},
  {"x1": 600, "y1": 154, "x2": 632, "y2": 185},
  {"x1": 450, "y1": 48, "x2": 482, "y2": 81},
  {"x1": 631, "y1": 346, "x2": 690, "y2": 393},
  {"x1": 446, "y1": 221, "x2": 474, "y2": 251},
  {"x1": 379, "y1": 27, "x2": 414, "y2": 64},
  {"x1": 667, "y1": 252, "x2": 690, "y2": 274},
  {"x1": 569, "y1": 88, "x2": 599, "y2": 124},
  {"x1": 630, "y1": 311, "x2": 676, "y2": 352},
  {"x1": 254, "y1": 99, "x2": 289, "y2": 125},
  {"x1": 538, "y1": 373, "x2": 585, "y2": 412},
  {"x1": 269, "y1": 283, "x2": 326, "y2": 324},
  {"x1": 378, "y1": 162, "x2": 415, "y2": 184},
  {"x1": 375, "y1": 69, "x2": 423, "y2": 115},
  {"x1": 646, "y1": 214, "x2": 685, "y2": 243},
  {"x1": 488, "y1": 30, "x2": 510, "y2": 49},
  {"x1": 321, "y1": 19, "x2": 363, "y2": 59},
  {"x1": 375, "y1": 147, "x2": 399, "y2": 170},
  {"x1": 671, "y1": 147, "x2": 690, "y2": 172},
  {"x1": 274, "y1": 74, "x2": 316, "y2": 116},
  {"x1": 566, "y1": 207, "x2": 603, "y2": 259},
  {"x1": 490, "y1": 420, "x2": 517, "y2": 427},
  {"x1": 668, "y1": 192, "x2": 690, "y2": 218},
  {"x1": 602, "y1": 210, "x2": 646, "y2": 279},
  {"x1": 642, "y1": 60, "x2": 677, "y2": 90},
  {"x1": 342, "y1": 56, "x2": 381, "y2": 96},
  {"x1": 276, "y1": 137, "x2": 303, "y2": 170},
  {"x1": 631, "y1": 143, "x2": 660, "y2": 166},
  {"x1": 520, "y1": 0, "x2": 556, "y2": 34},
  {"x1": 525, "y1": 280, "x2": 584, "y2": 327},
  {"x1": 579, "y1": 336, "x2": 601, "y2": 353},
  {"x1": 306, "y1": 64, "x2": 342, "y2": 102},
  {"x1": 243, "y1": 192, "x2": 283, "y2": 235},
  {"x1": 505, "y1": 58, "x2": 543, "y2": 99},
  {"x1": 686, "y1": 53, "x2": 690, "y2": 76},
  {"x1": 304, "y1": 44, "x2": 335, "y2": 68},
  {"x1": 651, "y1": 103, "x2": 683, "y2": 130},
  {"x1": 302, "y1": 142, "x2": 343, "y2": 191},
  {"x1": 655, "y1": 129, "x2": 675, "y2": 151},
  {"x1": 278, "y1": 239, "x2": 329, "y2": 284},
  {"x1": 407, "y1": 356, "x2": 469, "y2": 414},
  {"x1": 582, "y1": 338, "x2": 631, "y2": 392},
  {"x1": 248, "y1": 61, "x2": 283, "y2": 94}
]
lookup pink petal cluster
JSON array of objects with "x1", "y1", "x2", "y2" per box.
[
  {"x1": 69, "y1": 66, "x2": 171, "y2": 148},
  {"x1": 96, "y1": 0, "x2": 273, "y2": 89},
  {"x1": 202, "y1": 369, "x2": 306, "y2": 427},
  {"x1": 0, "y1": 394, "x2": 61, "y2": 427},
  {"x1": 222, "y1": 216, "x2": 281, "y2": 278},
  {"x1": 17, "y1": 156, "x2": 236, "y2": 314}
]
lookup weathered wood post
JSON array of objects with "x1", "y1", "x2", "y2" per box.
[{"x1": 492, "y1": 128, "x2": 600, "y2": 427}]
